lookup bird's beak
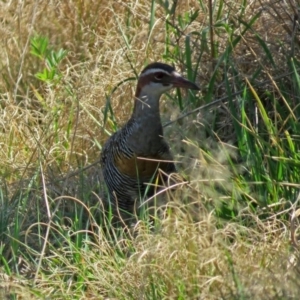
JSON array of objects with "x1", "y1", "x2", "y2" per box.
[{"x1": 171, "y1": 72, "x2": 200, "y2": 90}]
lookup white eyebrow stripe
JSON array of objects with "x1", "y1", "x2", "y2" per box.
[
  {"x1": 140, "y1": 68, "x2": 172, "y2": 77},
  {"x1": 173, "y1": 71, "x2": 181, "y2": 77}
]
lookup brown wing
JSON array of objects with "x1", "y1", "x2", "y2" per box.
[{"x1": 114, "y1": 153, "x2": 175, "y2": 180}]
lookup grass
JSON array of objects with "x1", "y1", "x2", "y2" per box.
[{"x1": 0, "y1": 0, "x2": 300, "y2": 298}]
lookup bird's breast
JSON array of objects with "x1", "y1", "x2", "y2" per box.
[{"x1": 113, "y1": 153, "x2": 173, "y2": 180}]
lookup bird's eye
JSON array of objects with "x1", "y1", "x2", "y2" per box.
[{"x1": 154, "y1": 73, "x2": 164, "y2": 80}]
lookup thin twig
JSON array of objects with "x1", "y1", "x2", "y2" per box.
[{"x1": 34, "y1": 160, "x2": 51, "y2": 283}]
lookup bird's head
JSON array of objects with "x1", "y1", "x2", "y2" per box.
[{"x1": 136, "y1": 62, "x2": 200, "y2": 98}]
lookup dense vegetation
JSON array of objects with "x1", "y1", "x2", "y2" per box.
[{"x1": 1, "y1": 0, "x2": 300, "y2": 299}]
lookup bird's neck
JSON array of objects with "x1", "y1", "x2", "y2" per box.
[
  {"x1": 132, "y1": 89, "x2": 162, "y2": 123},
  {"x1": 125, "y1": 89, "x2": 164, "y2": 154}
]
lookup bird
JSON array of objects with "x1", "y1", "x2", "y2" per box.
[{"x1": 101, "y1": 62, "x2": 200, "y2": 220}]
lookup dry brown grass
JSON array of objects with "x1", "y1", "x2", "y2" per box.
[{"x1": 3, "y1": 200, "x2": 298, "y2": 299}]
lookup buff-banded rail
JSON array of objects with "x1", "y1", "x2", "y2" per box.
[{"x1": 101, "y1": 62, "x2": 200, "y2": 219}]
